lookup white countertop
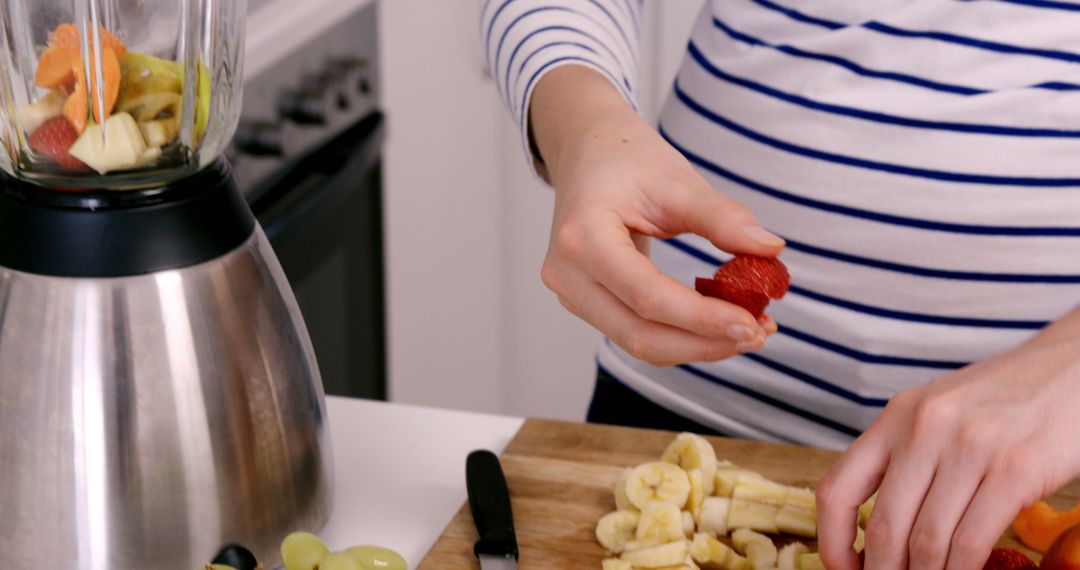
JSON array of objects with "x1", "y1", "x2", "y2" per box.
[{"x1": 320, "y1": 397, "x2": 525, "y2": 566}]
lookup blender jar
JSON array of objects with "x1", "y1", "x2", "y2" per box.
[{"x1": 0, "y1": 0, "x2": 246, "y2": 190}]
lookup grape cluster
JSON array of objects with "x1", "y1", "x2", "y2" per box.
[{"x1": 194, "y1": 532, "x2": 406, "y2": 570}]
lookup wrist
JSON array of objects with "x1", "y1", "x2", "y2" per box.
[{"x1": 529, "y1": 65, "x2": 640, "y2": 185}]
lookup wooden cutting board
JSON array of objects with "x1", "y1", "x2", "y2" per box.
[{"x1": 418, "y1": 419, "x2": 1080, "y2": 569}]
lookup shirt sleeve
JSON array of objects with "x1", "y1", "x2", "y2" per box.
[{"x1": 480, "y1": 0, "x2": 643, "y2": 179}]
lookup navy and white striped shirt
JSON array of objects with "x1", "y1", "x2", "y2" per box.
[{"x1": 482, "y1": 0, "x2": 1080, "y2": 450}]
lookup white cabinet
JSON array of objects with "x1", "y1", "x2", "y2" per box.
[{"x1": 379, "y1": 1, "x2": 704, "y2": 419}]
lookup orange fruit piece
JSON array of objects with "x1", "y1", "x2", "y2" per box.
[
  {"x1": 1013, "y1": 500, "x2": 1080, "y2": 553},
  {"x1": 35, "y1": 23, "x2": 126, "y2": 89},
  {"x1": 63, "y1": 46, "x2": 121, "y2": 134},
  {"x1": 48, "y1": 23, "x2": 126, "y2": 59}
]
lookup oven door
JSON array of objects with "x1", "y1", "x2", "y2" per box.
[{"x1": 247, "y1": 111, "x2": 385, "y2": 399}]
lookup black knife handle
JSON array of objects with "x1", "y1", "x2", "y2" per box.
[{"x1": 466, "y1": 450, "x2": 519, "y2": 559}]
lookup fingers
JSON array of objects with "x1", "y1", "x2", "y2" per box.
[
  {"x1": 863, "y1": 443, "x2": 938, "y2": 570},
  {"x1": 816, "y1": 428, "x2": 892, "y2": 570},
  {"x1": 660, "y1": 177, "x2": 785, "y2": 257},
  {"x1": 560, "y1": 213, "x2": 766, "y2": 342},
  {"x1": 946, "y1": 474, "x2": 1026, "y2": 570},
  {"x1": 549, "y1": 262, "x2": 755, "y2": 365},
  {"x1": 907, "y1": 459, "x2": 985, "y2": 569}
]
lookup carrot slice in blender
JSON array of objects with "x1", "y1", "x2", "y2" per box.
[
  {"x1": 35, "y1": 23, "x2": 126, "y2": 89},
  {"x1": 63, "y1": 46, "x2": 121, "y2": 134}
]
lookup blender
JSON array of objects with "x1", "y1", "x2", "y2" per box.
[{"x1": 0, "y1": 1, "x2": 333, "y2": 568}]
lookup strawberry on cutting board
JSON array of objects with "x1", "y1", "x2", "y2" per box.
[
  {"x1": 29, "y1": 116, "x2": 86, "y2": 170},
  {"x1": 695, "y1": 255, "x2": 790, "y2": 318}
]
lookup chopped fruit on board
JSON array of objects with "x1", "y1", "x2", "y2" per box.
[
  {"x1": 982, "y1": 548, "x2": 1037, "y2": 570},
  {"x1": 1041, "y1": 525, "x2": 1080, "y2": 570},
  {"x1": 1014, "y1": 500, "x2": 1080, "y2": 553},
  {"x1": 695, "y1": 255, "x2": 790, "y2": 318},
  {"x1": 29, "y1": 116, "x2": 85, "y2": 170}
]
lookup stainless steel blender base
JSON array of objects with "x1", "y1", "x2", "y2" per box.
[{"x1": 0, "y1": 228, "x2": 333, "y2": 569}]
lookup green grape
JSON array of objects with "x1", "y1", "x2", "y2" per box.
[
  {"x1": 321, "y1": 552, "x2": 361, "y2": 570},
  {"x1": 281, "y1": 531, "x2": 330, "y2": 570},
  {"x1": 346, "y1": 545, "x2": 408, "y2": 570}
]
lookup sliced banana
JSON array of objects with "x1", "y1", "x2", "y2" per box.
[
  {"x1": 715, "y1": 467, "x2": 763, "y2": 498},
  {"x1": 854, "y1": 526, "x2": 866, "y2": 553},
  {"x1": 17, "y1": 91, "x2": 65, "y2": 134},
  {"x1": 777, "y1": 542, "x2": 809, "y2": 570},
  {"x1": 596, "y1": 510, "x2": 640, "y2": 553},
  {"x1": 687, "y1": 469, "x2": 706, "y2": 520},
  {"x1": 615, "y1": 468, "x2": 637, "y2": 512},
  {"x1": 626, "y1": 462, "x2": 691, "y2": 511},
  {"x1": 637, "y1": 504, "x2": 685, "y2": 545},
  {"x1": 682, "y1": 511, "x2": 695, "y2": 537},
  {"x1": 689, "y1": 533, "x2": 751, "y2": 570},
  {"x1": 731, "y1": 528, "x2": 777, "y2": 570},
  {"x1": 798, "y1": 553, "x2": 826, "y2": 570},
  {"x1": 857, "y1": 493, "x2": 877, "y2": 529},
  {"x1": 727, "y1": 499, "x2": 779, "y2": 534},
  {"x1": 697, "y1": 497, "x2": 731, "y2": 536},
  {"x1": 776, "y1": 504, "x2": 817, "y2": 538},
  {"x1": 621, "y1": 540, "x2": 689, "y2": 569},
  {"x1": 602, "y1": 558, "x2": 633, "y2": 570},
  {"x1": 732, "y1": 477, "x2": 789, "y2": 506},
  {"x1": 118, "y1": 92, "x2": 182, "y2": 123},
  {"x1": 662, "y1": 433, "x2": 717, "y2": 495}
]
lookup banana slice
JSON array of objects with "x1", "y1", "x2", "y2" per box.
[
  {"x1": 798, "y1": 553, "x2": 826, "y2": 570},
  {"x1": 118, "y1": 92, "x2": 182, "y2": 123},
  {"x1": 776, "y1": 504, "x2": 817, "y2": 538},
  {"x1": 615, "y1": 468, "x2": 637, "y2": 512},
  {"x1": 637, "y1": 504, "x2": 685, "y2": 545},
  {"x1": 689, "y1": 533, "x2": 751, "y2": 570},
  {"x1": 17, "y1": 91, "x2": 65, "y2": 134},
  {"x1": 662, "y1": 433, "x2": 718, "y2": 495},
  {"x1": 603, "y1": 558, "x2": 633, "y2": 570},
  {"x1": 857, "y1": 493, "x2": 877, "y2": 529},
  {"x1": 784, "y1": 487, "x2": 816, "y2": 513},
  {"x1": 697, "y1": 497, "x2": 731, "y2": 536},
  {"x1": 687, "y1": 469, "x2": 706, "y2": 520},
  {"x1": 621, "y1": 540, "x2": 689, "y2": 568},
  {"x1": 854, "y1": 526, "x2": 866, "y2": 553},
  {"x1": 627, "y1": 462, "x2": 692, "y2": 511},
  {"x1": 596, "y1": 510, "x2": 640, "y2": 553},
  {"x1": 777, "y1": 542, "x2": 809, "y2": 570},
  {"x1": 732, "y1": 478, "x2": 789, "y2": 506},
  {"x1": 727, "y1": 499, "x2": 779, "y2": 534},
  {"x1": 731, "y1": 528, "x2": 777, "y2": 570},
  {"x1": 682, "y1": 511, "x2": 695, "y2": 537},
  {"x1": 715, "y1": 467, "x2": 763, "y2": 498}
]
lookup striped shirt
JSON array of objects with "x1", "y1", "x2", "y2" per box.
[{"x1": 481, "y1": 0, "x2": 1080, "y2": 450}]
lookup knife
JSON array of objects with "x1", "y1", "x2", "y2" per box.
[{"x1": 467, "y1": 450, "x2": 519, "y2": 570}]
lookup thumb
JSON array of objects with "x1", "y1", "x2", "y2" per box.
[{"x1": 664, "y1": 178, "x2": 785, "y2": 256}]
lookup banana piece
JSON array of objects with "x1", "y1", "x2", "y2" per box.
[
  {"x1": 731, "y1": 528, "x2": 777, "y2": 570},
  {"x1": 715, "y1": 467, "x2": 763, "y2": 498},
  {"x1": 854, "y1": 526, "x2": 866, "y2": 553},
  {"x1": 682, "y1": 511, "x2": 696, "y2": 537},
  {"x1": 652, "y1": 557, "x2": 701, "y2": 570},
  {"x1": 857, "y1": 493, "x2": 877, "y2": 529},
  {"x1": 727, "y1": 499, "x2": 779, "y2": 534},
  {"x1": 797, "y1": 553, "x2": 826, "y2": 570},
  {"x1": 662, "y1": 433, "x2": 718, "y2": 495},
  {"x1": 776, "y1": 505, "x2": 816, "y2": 538},
  {"x1": 627, "y1": 462, "x2": 692, "y2": 511},
  {"x1": 603, "y1": 559, "x2": 633, "y2": 570},
  {"x1": 621, "y1": 540, "x2": 689, "y2": 568},
  {"x1": 697, "y1": 497, "x2": 731, "y2": 536},
  {"x1": 784, "y1": 487, "x2": 816, "y2": 513},
  {"x1": 690, "y1": 533, "x2": 751, "y2": 570},
  {"x1": 637, "y1": 504, "x2": 685, "y2": 545},
  {"x1": 732, "y1": 478, "x2": 789, "y2": 506},
  {"x1": 615, "y1": 468, "x2": 637, "y2": 512},
  {"x1": 687, "y1": 469, "x2": 706, "y2": 520},
  {"x1": 597, "y1": 510, "x2": 640, "y2": 553},
  {"x1": 777, "y1": 542, "x2": 809, "y2": 570},
  {"x1": 17, "y1": 91, "x2": 65, "y2": 134}
]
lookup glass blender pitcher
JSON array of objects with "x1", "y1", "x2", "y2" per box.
[{"x1": 0, "y1": 2, "x2": 333, "y2": 569}]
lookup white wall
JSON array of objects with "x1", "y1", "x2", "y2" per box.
[{"x1": 380, "y1": 1, "x2": 704, "y2": 420}]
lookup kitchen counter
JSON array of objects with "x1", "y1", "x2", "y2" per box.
[{"x1": 321, "y1": 397, "x2": 525, "y2": 566}]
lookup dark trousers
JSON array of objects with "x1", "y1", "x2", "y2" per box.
[{"x1": 586, "y1": 366, "x2": 728, "y2": 437}]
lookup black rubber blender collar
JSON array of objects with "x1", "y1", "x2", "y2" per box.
[{"x1": 0, "y1": 160, "x2": 256, "y2": 278}]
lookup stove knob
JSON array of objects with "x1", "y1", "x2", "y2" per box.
[
  {"x1": 278, "y1": 85, "x2": 330, "y2": 125},
  {"x1": 232, "y1": 120, "x2": 285, "y2": 157}
]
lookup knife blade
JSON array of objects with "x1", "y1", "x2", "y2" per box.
[{"x1": 466, "y1": 450, "x2": 519, "y2": 570}]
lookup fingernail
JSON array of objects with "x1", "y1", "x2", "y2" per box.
[
  {"x1": 743, "y1": 226, "x2": 785, "y2": 247},
  {"x1": 736, "y1": 335, "x2": 766, "y2": 353},
  {"x1": 764, "y1": 319, "x2": 778, "y2": 335},
  {"x1": 727, "y1": 324, "x2": 756, "y2": 342}
]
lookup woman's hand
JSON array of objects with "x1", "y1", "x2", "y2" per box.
[
  {"x1": 530, "y1": 65, "x2": 784, "y2": 366},
  {"x1": 816, "y1": 320, "x2": 1080, "y2": 570}
]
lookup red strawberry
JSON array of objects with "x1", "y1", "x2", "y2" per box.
[
  {"x1": 695, "y1": 255, "x2": 789, "y2": 318},
  {"x1": 29, "y1": 116, "x2": 85, "y2": 170},
  {"x1": 983, "y1": 548, "x2": 1036, "y2": 570}
]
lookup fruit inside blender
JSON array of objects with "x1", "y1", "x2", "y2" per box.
[{"x1": 20, "y1": 22, "x2": 209, "y2": 176}]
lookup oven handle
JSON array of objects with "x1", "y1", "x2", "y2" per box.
[{"x1": 251, "y1": 111, "x2": 385, "y2": 240}]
